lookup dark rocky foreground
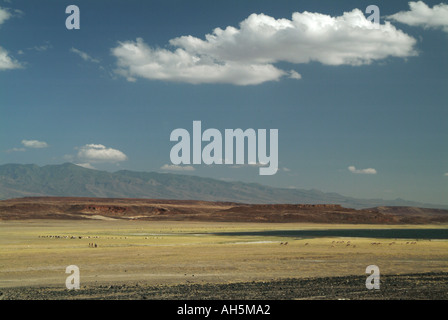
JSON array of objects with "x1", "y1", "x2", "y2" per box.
[{"x1": 1, "y1": 272, "x2": 447, "y2": 300}]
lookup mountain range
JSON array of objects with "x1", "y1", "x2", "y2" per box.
[{"x1": 0, "y1": 163, "x2": 446, "y2": 209}]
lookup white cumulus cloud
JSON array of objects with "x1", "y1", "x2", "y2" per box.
[
  {"x1": 388, "y1": 1, "x2": 448, "y2": 32},
  {"x1": 77, "y1": 144, "x2": 128, "y2": 163},
  {"x1": 288, "y1": 70, "x2": 302, "y2": 80},
  {"x1": 112, "y1": 8, "x2": 417, "y2": 85},
  {"x1": 348, "y1": 165, "x2": 377, "y2": 175},
  {"x1": 112, "y1": 38, "x2": 284, "y2": 85},
  {"x1": 0, "y1": 6, "x2": 11, "y2": 25},
  {"x1": 0, "y1": 7, "x2": 22, "y2": 70},
  {"x1": 21, "y1": 139, "x2": 48, "y2": 148},
  {"x1": 0, "y1": 46, "x2": 21, "y2": 70}
]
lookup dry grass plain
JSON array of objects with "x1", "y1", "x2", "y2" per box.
[{"x1": 1, "y1": 219, "x2": 447, "y2": 293}]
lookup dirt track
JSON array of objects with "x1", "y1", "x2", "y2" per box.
[{"x1": 1, "y1": 272, "x2": 447, "y2": 300}]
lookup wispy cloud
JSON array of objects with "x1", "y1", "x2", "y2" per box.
[
  {"x1": 21, "y1": 139, "x2": 48, "y2": 148},
  {"x1": 70, "y1": 47, "x2": 100, "y2": 63},
  {"x1": 230, "y1": 161, "x2": 268, "y2": 169},
  {"x1": 74, "y1": 163, "x2": 96, "y2": 170},
  {"x1": 348, "y1": 165, "x2": 377, "y2": 175},
  {"x1": 444, "y1": 173, "x2": 448, "y2": 177},
  {"x1": 29, "y1": 43, "x2": 52, "y2": 52},
  {"x1": 5, "y1": 147, "x2": 26, "y2": 153},
  {"x1": 160, "y1": 164, "x2": 195, "y2": 171},
  {"x1": 112, "y1": 8, "x2": 417, "y2": 85},
  {"x1": 388, "y1": 1, "x2": 448, "y2": 32}
]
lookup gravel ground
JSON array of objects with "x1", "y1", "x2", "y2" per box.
[{"x1": 1, "y1": 272, "x2": 447, "y2": 300}]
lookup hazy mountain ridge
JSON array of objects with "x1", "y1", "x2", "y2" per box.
[{"x1": 0, "y1": 163, "x2": 446, "y2": 209}]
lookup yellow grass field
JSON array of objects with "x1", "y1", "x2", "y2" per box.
[{"x1": 1, "y1": 219, "x2": 447, "y2": 289}]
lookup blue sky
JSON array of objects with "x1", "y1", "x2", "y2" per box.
[{"x1": 0, "y1": 0, "x2": 447, "y2": 205}]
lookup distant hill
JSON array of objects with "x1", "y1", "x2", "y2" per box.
[
  {"x1": 2, "y1": 197, "x2": 447, "y2": 223},
  {"x1": 371, "y1": 206, "x2": 448, "y2": 217},
  {"x1": 0, "y1": 163, "x2": 446, "y2": 209}
]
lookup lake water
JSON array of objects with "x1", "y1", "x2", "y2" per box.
[{"x1": 211, "y1": 229, "x2": 448, "y2": 240}]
